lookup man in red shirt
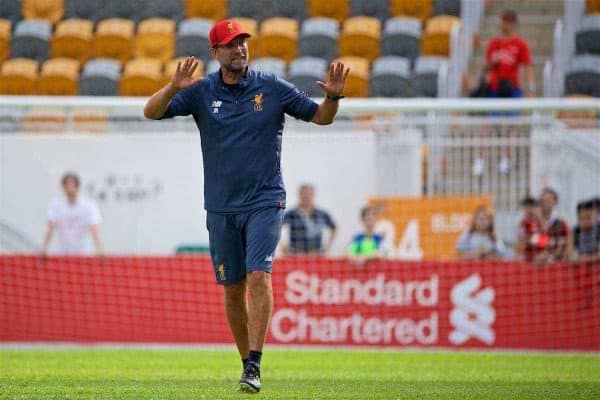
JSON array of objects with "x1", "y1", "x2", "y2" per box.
[
  {"x1": 486, "y1": 9, "x2": 536, "y2": 97},
  {"x1": 516, "y1": 196, "x2": 543, "y2": 262},
  {"x1": 536, "y1": 187, "x2": 570, "y2": 266}
]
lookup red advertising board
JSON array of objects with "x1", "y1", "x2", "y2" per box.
[{"x1": 1, "y1": 256, "x2": 598, "y2": 350}]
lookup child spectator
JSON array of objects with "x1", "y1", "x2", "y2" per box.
[
  {"x1": 515, "y1": 196, "x2": 543, "y2": 262},
  {"x1": 456, "y1": 206, "x2": 508, "y2": 260},
  {"x1": 348, "y1": 206, "x2": 388, "y2": 266},
  {"x1": 571, "y1": 200, "x2": 600, "y2": 264},
  {"x1": 536, "y1": 187, "x2": 570, "y2": 265}
]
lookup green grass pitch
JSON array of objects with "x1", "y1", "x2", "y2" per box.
[{"x1": 1, "y1": 348, "x2": 599, "y2": 399}]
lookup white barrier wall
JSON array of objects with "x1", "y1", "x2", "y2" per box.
[{"x1": 0, "y1": 130, "x2": 422, "y2": 255}]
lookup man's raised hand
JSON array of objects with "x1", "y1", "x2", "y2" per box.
[
  {"x1": 316, "y1": 61, "x2": 350, "y2": 98},
  {"x1": 171, "y1": 56, "x2": 202, "y2": 90}
]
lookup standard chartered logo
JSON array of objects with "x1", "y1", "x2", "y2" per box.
[{"x1": 449, "y1": 274, "x2": 495, "y2": 345}]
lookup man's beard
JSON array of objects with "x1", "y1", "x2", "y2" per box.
[{"x1": 223, "y1": 58, "x2": 247, "y2": 73}]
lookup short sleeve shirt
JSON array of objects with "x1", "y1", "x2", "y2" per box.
[
  {"x1": 161, "y1": 69, "x2": 319, "y2": 213},
  {"x1": 47, "y1": 196, "x2": 102, "y2": 254},
  {"x1": 283, "y1": 207, "x2": 336, "y2": 253},
  {"x1": 486, "y1": 35, "x2": 532, "y2": 91}
]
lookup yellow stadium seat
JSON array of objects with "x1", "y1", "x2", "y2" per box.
[
  {"x1": 234, "y1": 17, "x2": 259, "y2": 57},
  {"x1": 186, "y1": 0, "x2": 226, "y2": 21},
  {"x1": 136, "y1": 18, "x2": 176, "y2": 62},
  {"x1": 0, "y1": 19, "x2": 10, "y2": 64},
  {"x1": 72, "y1": 110, "x2": 108, "y2": 133},
  {"x1": 258, "y1": 17, "x2": 298, "y2": 64},
  {"x1": 333, "y1": 56, "x2": 369, "y2": 97},
  {"x1": 390, "y1": 0, "x2": 432, "y2": 22},
  {"x1": 51, "y1": 18, "x2": 94, "y2": 63},
  {"x1": 587, "y1": 0, "x2": 600, "y2": 13},
  {"x1": 339, "y1": 16, "x2": 381, "y2": 63},
  {"x1": 37, "y1": 57, "x2": 80, "y2": 95},
  {"x1": 163, "y1": 57, "x2": 204, "y2": 86},
  {"x1": 0, "y1": 58, "x2": 39, "y2": 94},
  {"x1": 93, "y1": 18, "x2": 135, "y2": 64},
  {"x1": 308, "y1": 0, "x2": 349, "y2": 23},
  {"x1": 22, "y1": 0, "x2": 64, "y2": 24},
  {"x1": 120, "y1": 58, "x2": 163, "y2": 96},
  {"x1": 421, "y1": 15, "x2": 460, "y2": 56},
  {"x1": 22, "y1": 107, "x2": 67, "y2": 133}
]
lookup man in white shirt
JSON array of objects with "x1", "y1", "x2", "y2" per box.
[{"x1": 40, "y1": 172, "x2": 104, "y2": 256}]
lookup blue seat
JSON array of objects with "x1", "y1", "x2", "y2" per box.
[{"x1": 79, "y1": 58, "x2": 122, "y2": 96}]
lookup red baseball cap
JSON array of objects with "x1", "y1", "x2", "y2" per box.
[{"x1": 209, "y1": 19, "x2": 251, "y2": 48}]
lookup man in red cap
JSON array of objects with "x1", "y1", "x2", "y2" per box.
[{"x1": 144, "y1": 19, "x2": 349, "y2": 393}]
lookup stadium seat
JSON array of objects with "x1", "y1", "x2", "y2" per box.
[
  {"x1": 271, "y1": 0, "x2": 307, "y2": 22},
  {"x1": 141, "y1": 0, "x2": 185, "y2": 22},
  {"x1": 206, "y1": 59, "x2": 220, "y2": 74},
  {"x1": 21, "y1": 106, "x2": 67, "y2": 132},
  {"x1": 390, "y1": 0, "x2": 432, "y2": 22},
  {"x1": 0, "y1": 58, "x2": 39, "y2": 94},
  {"x1": 370, "y1": 56, "x2": 412, "y2": 97},
  {"x1": 333, "y1": 56, "x2": 369, "y2": 97},
  {"x1": 72, "y1": 109, "x2": 109, "y2": 133},
  {"x1": 351, "y1": 0, "x2": 389, "y2": 21},
  {"x1": 0, "y1": 19, "x2": 10, "y2": 64},
  {"x1": 565, "y1": 54, "x2": 600, "y2": 97},
  {"x1": 421, "y1": 15, "x2": 460, "y2": 56},
  {"x1": 79, "y1": 58, "x2": 121, "y2": 95},
  {"x1": 136, "y1": 18, "x2": 176, "y2": 62},
  {"x1": 0, "y1": 0, "x2": 22, "y2": 25},
  {"x1": 64, "y1": 0, "x2": 104, "y2": 22},
  {"x1": 288, "y1": 56, "x2": 328, "y2": 97},
  {"x1": 250, "y1": 57, "x2": 286, "y2": 77},
  {"x1": 587, "y1": 0, "x2": 600, "y2": 13},
  {"x1": 228, "y1": 0, "x2": 268, "y2": 22},
  {"x1": 433, "y1": 0, "x2": 461, "y2": 16},
  {"x1": 381, "y1": 17, "x2": 421, "y2": 62},
  {"x1": 185, "y1": 0, "x2": 226, "y2": 21},
  {"x1": 120, "y1": 58, "x2": 163, "y2": 96},
  {"x1": 308, "y1": 0, "x2": 349, "y2": 23},
  {"x1": 51, "y1": 19, "x2": 94, "y2": 64},
  {"x1": 299, "y1": 17, "x2": 339, "y2": 62},
  {"x1": 575, "y1": 15, "x2": 600, "y2": 55},
  {"x1": 11, "y1": 20, "x2": 52, "y2": 63},
  {"x1": 176, "y1": 18, "x2": 212, "y2": 62},
  {"x1": 22, "y1": 0, "x2": 64, "y2": 24},
  {"x1": 258, "y1": 17, "x2": 298, "y2": 64},
  {"x1": 163, "y1": 57, "x2": 203, "y2": 86},
  {"x1": 37, "y1": 57, "x2": 80, "y2": 95},
  {"x1": 339, "y1": 16, "x2": 381, "y2": 63},
  {"x1": 102, "y1": 0, "x2": 141, "y2": 22},
  {"x1": 234, "y1": 18, "x2": 259, "y2": 57},
  {"x1": 413, "y1": 55, "x2": 448, "y2": 97},
  {"x1": 93, "y1": 18, "x2": 135, "y2": 64}
]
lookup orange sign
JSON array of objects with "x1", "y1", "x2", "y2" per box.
[{"x1": 370, "y1": 196, "x2": 492, "y2": 260}]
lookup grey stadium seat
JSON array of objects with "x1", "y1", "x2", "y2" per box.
[
  {"x1": 413, "y1": 56, "x2": 448, "y2": 97},
  {"x1": 0, "y1": 0, "x2": 22, "y2": 25},
  {"x1": 370, "y1": 56, "x2": 412, "y2": 97},
  {"x1": 228, "y1": 0, "x2": 269, "y2": 21},
  {"x1": 250, "y1": 57, "x2": 286, "y2": 78},
  {"x1": 288, "y1": 56, "x2": 327, "y2": 97},
  {"x1": 433, "y1": 0, "x2": 461, "y2": 16},
  {"x1": 206, "y1": 59, "x2": 221, "y2": 75},
  {"x1": 64, "y1": 0, "x2": 105, "y2": 22},
  {"x1": 140, "y1": 0, "x2": 185, "y2": 22},
  {"x1": 299, "y1": 18, "x2": 339, "y2": 62},
  {"x1": 176, "y1": 18, "x2": 213, "y2": 62},
  {"x1": 351, "y1": 0, "x2": 389, "y2": 21},
  {"x1": 79, "y1": 59, "x2": 121, "y2": 96},
  {"x1": 11, "y1": 20, "x2": 52, "y2": 63},
  {"x1": 381, "y1": 17, "x2": 421, "y2": 62},
  {"x1": 565, "y1": 55, "x2": 600, "y2": 97},
  {"x1": 271, "y1": 0, "x2": 307, "y2": 22},
  {"x1": 102, "y1": 0, "x2": 144, "y2": 22},
  {"x1": 575, "y1": 15, "x2": 600, "y2": 55}
]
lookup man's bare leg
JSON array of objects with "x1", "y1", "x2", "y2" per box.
[
  {"x1": 223, "y1": 279, "x2": 249, "y2": 360},
  {"x1": 246, "y1": 271, "x2": 273, "y2": 352}
]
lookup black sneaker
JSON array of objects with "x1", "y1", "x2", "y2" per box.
[{"x1": 239, "y1": 362, "x2": 261, "y2": 393}]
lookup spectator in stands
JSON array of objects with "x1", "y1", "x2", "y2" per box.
[
  {"x1": 515, "y1": 196, "x2": 543, "y2": 262},
  {"x1": 570, "y1": 200, "x2": 600, "y2": 264},
  {"x1": 456, "y1": 206, "x2": 508, "y2": 260},
  {"x1": 348, "y1": 206, "x2": 388, "y2": 266},
  {"x1": 39, "y1": 172, "x2": 104, "y2": 256},
  {"x1": 485, "y1": 9, "x2": 536, "y2": 98},
  {"x1": 535, "y1": 187, "x2": 570, "y2": 266},
  {"x1": 281, "y1": 184, "x2": 337, "y2": 256}
]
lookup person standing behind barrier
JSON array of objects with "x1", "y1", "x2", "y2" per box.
[
  {"x1": 348, "y1": 206, "x2": 388, "y2": 266},
  {"x1": 39, "y1": 172, "x2": 104, "y2": 256},
  {"x1": 485, "y1": 9, "x2": 536, "y2": 98},
  {"x1": 456, "y1": 206, "x2": 508, "y2": 260},
  {"x1": 535, "y1": 187, "x2": 570, "y2": 266},
  {"x1": 281, "y1": 184, "x2": 337, "y2": 256},
  {"x1": 515, "y1": 196, "x2": 543, "y2": 262},
  {"x1": 570, "y1": 200, "x2": 600, "y2": 264}
]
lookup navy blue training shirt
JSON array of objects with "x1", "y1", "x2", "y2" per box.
[{"x1": 161, "y1": 69, "x2": 318, "y2": 213}]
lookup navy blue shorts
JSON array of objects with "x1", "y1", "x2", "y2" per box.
[{"x1": 206, "y1": 206, "x2": 284, "y2": 285}]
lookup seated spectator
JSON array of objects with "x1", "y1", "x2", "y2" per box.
[
  {"x1": 515, "y1": 196, "x2": 543, "y2": 262},
  {"x1": 348, "y1": 206, "x2": 388, "y2": 266},
  {"x1": 281, "y1": 183, "x2": 337, "y2": 256},
  {"x1": 485, "y1": 9, "x2": 536, "y2": 98},
  {"x1": 536, "y1": 187, "x2": 570, "y2": 266},
  {"x1": 571, "y1": 200, "x2": 600, "y2": 264},
  {"x1": 456, "y1": 206, "x2": 508, "y2": 260}
]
